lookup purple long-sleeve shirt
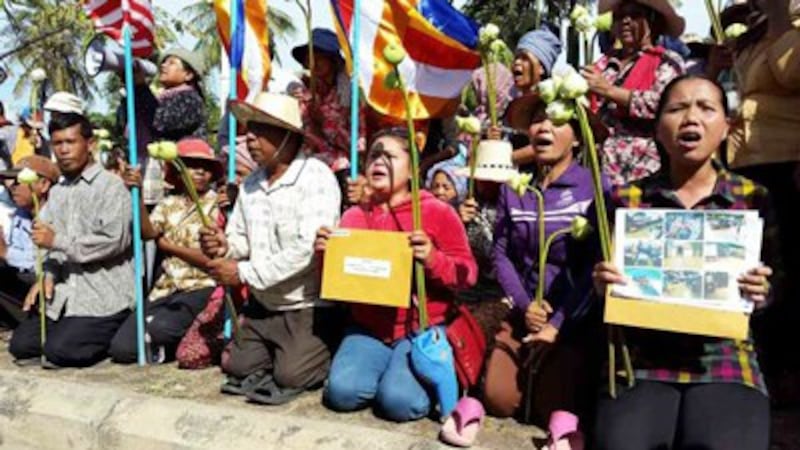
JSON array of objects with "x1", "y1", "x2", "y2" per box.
[{"x1": 493, "y1": 162, "x2": 609, "y2": 329}]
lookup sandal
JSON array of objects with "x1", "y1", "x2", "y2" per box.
[
  {"x1": 545, "y1": 411, "x2": 584, "y2": 450},
  {"x1": 439, "y1": 397, "x2": 485, "y2": 448},
  {"x1": 245, "y1": 376, "x2": 304, "y2": 405},
  {"x1": 220, "y1": 370, "x2": 269, "y2": 396}
]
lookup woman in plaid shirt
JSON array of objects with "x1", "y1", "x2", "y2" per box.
[{"x1": 592, "y1": 75, "x2": 777, "y2": 450}]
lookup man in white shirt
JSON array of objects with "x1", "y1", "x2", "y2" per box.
[{"x1": 200, "y1": 93, "x2": 342, "y2": 405}]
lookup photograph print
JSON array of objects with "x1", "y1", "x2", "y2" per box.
[{"x1": 665, "y1": 212, "x2": 704, "y2": 241}]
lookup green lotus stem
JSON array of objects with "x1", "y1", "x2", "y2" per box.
[
  {"x1": 484, "y1": 53, "x2": 498, "y2": 128},
  {"x1": 576, "y1": 102, "x2": 634, "y2": 397},
  {"x1": 32, "y1": 192, "x2": 46, "y2": 364},
  {"x1": 704, "y1": 0, "x2": 724, "y2": 44},
  {"x1": 394, "y1": 66, "x2": 429, "y2": 331},
  {"x1": 172, "y1": 159, "x2": 242, "y2": 345},
  {"x1": 467, "y1": 136, "x2": 479, "y2": 199},
  {"x1": 587, "y1": 33, "x2": 598, "y2": 66},
  {"x1": 530, "y1": 186, "x2": 546, "y2": 309},
  {"x1": 535, "y1": 224, "x2": 572, "y2": 306}
]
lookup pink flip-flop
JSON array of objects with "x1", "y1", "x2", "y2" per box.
[
  {"x1": 439, "y1": 397, "x2": 485, "y2": 448},
  {"x1": 546, "y1": 411, "x2": 584, "y2": 450}
]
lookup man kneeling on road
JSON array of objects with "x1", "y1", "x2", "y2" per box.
[
  {"x1": 9, "y1": 113, "x2": 133, "y2": 367},
  {"x1": 200, "y1": 93, "x2": 342, "y2": 404}
]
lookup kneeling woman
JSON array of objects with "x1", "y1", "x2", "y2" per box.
[
  {"x1": 486, "y1": 94, "x2": 609, "y2": 442},
  {"x1": 315, "y1": 128, "x2": 477, "y2": 422},
  {"x1": 592, "y1": 75, "x2": 776, "y2": 450}
]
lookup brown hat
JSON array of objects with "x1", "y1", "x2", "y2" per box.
[
  {"x1": 599, "y1": 0, "x2": 687, "y2": 38},
  {"x1": 0, "y1": 155, "x2": 61, "y2": 183}
]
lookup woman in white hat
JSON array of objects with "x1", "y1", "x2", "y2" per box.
[{"x1": 582, "y1": 0, "x2": 686, "y2": 186}]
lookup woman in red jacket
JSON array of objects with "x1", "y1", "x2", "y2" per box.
[{"x1": 314, "y1": 127, "x2": 477, "y2": 422}]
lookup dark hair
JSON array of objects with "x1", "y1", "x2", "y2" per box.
[
  {"x1": 0, "y1": 101, "x2": 4, "y2": 116},
  {"x1": 48, "y1": 112, "x2": 93, "y2": 139},
  {"x1": 654, "y1": 75, "x2": 730, "y2": 166},
  {"x1": 655, "y1": 74, "x2": 730, "y2": 121},
  {"x1": 369, "y1": 127, "x2": 411, "y2": 151}
]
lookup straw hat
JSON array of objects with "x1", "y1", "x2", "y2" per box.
[
  {"x1": 455, "y1": 140, "x2": 518, "y2": 183},
  {"x1": 161, "y1": 47, "x2": 206, "y2": 76},
  {"x1": 599, "y1": 0, "x2": 686, "y2": 38},
  {"x1": 228, "y1": 92, "x2": 303, "y2": 135},
  {"x1": 44, "y1": 92, "x2": 85, "y2": 115},
  {"x1": 505, "y1": 94, "x2": 610, "y2": 144}
]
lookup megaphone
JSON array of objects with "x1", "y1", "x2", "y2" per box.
[{"x1": 84, "y1": 34, "x2": 157, "y2": 78}]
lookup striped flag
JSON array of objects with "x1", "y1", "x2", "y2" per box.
[
  {"x1": 331, "y1": 0, "x2": 481, "y2": 120},
  {"x1": 214, "y1": 0, "x2": 271, "y2": 102},
  {"x1": 83, "y1": 0, "x2": 155, "y2": 57}
]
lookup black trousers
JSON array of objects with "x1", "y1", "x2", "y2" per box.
[
  {"x1": 109, "y1": 286, "x2": 213, "y2": 364},
  {"x1": 0, "y1": 266, "x2": 32, "y2": 328},
  {"x1": 9, "y1": 309, "x2": 130, "y2": 367},
  {"x1": 594, "y1": 381, "x2": 770, "y2": 450}
]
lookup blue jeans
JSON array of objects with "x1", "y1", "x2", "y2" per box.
[{"x1": 324, "y1": 328, "x2": 431, "y2": 422}]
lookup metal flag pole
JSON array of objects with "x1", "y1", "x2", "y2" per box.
[
  {"x1": 223, "y1": 0, "x2": 239, "y2": 340},
  {"x1": 121, "y1": 0, "x2": 147, "y2": 366},
  {"x1": 349, "y1": 0, "x2": 361, "y2": 180}
]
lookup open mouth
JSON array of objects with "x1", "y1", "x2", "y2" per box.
[
  {"x1": 533, "y1": 135, "x2": 554, "y2": 148},
  {"x1": 369, "y1": 167, "x2": 388, "y2": 179},
  {"x1": 677, "y1": 131, "x2": 702, "y2": 148}
]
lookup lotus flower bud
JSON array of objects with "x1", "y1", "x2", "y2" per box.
[
  {"x1": 595, "y1": 12, "x2": 613, "y2": 32},
  {"x1": 570, "y1": 216, "x2": 593, "y2": 241},
  {"x1": 570, "y1": 4, "x2": 590, "y2": 23},
  {"x1": 574, "y1": 14, "x2": 594, "y2": 33},
  {"x1": 456, "y1": 116, "x2": 482, "y2": 135},
  {"x1": 17, "y1": 167, "x2": 39, "y2": 185},
  {"x1": 147, "y1": 143, "x2": 161, "y2": 159},
  {"x1": 158, "y1": 141, "x2": 178, "y2": 161},
  {"x1": 538, "y1": 78, "x2": 560, "y2": 104},
  {"x1": 546, "y1": 100, "x2": 576, "y2": 125},
  {"x1": 383, "y1": 43, "x2": 406, "y2": 65},
  {"x1": 489, "y1": 39, "x2": 508, "y2": 56},
  {"x1": 93, "y1": 129, "x2": 111, "y2": 139},
  {"x1": 479, "y1": 23, "x2": 500, "y2": 46},
  {"x1": 724, "y1": 23, "x2": 748, "y2": 40},
  {"x1": 508, "y1": 172, "x2": 533, "y2": 197},
  {"x1": 31, "y1": 68, "x2": 47, "y2": 82},
  {"x1": 559, "y1": 69, "x2": 590, "y2": 100}
]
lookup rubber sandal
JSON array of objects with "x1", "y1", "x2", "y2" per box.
[
  {"x1": 439, "y1": 397, "x2": 485, "y2": 448},
  {"x1": 245, "y1": 376, "x2": 304, "y2": 405},
  {"x1": 545, "y1": 411, "x2": 584, "y2": 450},
  {"x1": 220, "y1": 370, "x2": 269, "y2": 396}
]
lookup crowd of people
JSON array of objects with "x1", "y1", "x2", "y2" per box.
[{"x1": 0, "y1": 0, "x2": 798, "y2": 449}]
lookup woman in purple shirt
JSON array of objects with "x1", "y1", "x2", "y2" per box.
[{"x1": 483, "y1": 93, "x2": 609, "y2": 444}]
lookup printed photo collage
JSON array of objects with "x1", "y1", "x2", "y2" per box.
[{"x1": 612, "y1": 209, "x2": 763, "y2": 313}]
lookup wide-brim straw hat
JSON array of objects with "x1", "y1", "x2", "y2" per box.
[
  {"x1": 599, "y1": 0, "x2": 687, "y2": 38},
  {"x1": 228, "y1": 92, "x2": 304, "y2": 135},
  {"x1": 455, "y1": 140, "x2": 519, "y2": 183},
  {"x1": 505, "y1": 94, "x2": 610, "y2": 144}
]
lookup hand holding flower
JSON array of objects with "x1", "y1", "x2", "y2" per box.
[
  {"x1": 23, "y1": 276, "x2": 53, "y2": 312},
  {"x1": 31, "y1": 221, "x2": 56, "y2": 250},
  {"x1": 580, "y1": 66, "x2": 612, "y2": 97},
  {"x1": 409, "y1": 230, "x2": 434, "y2": 265},
  {"x1": 525, "y1": 300, "x2": 553, "y2": 333}
]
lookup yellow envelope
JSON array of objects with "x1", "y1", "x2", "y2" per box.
[
  {"x1": 321, "y1": 229, "x2": 413, "y2": 308},
  {"x1": 605, "y1": 292, "x2": 749, "y2": 341}
]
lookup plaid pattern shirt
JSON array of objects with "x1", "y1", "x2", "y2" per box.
[
  {"x1": 225, "y1": 153, "x2": 341, "y2": 311},
  {"x1": 611, "y1": 165, "x2": 776, "y2": 395}
]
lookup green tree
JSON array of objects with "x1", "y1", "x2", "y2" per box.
[
  {"x1": 179, "y1": 0, "x2": 296, "y2": 70},
  {"x1": 1, "y1": 0, "x2": 95, "y2": 97}
]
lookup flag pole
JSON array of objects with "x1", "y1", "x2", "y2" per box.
[
  {"x1": 223, "y1": 0, "x2": 239, "y2": 340},
  {"x1": 349, "y1": 0, "x2": 361, "y2": 180},
  {"x1": 121, "y1": 0, "x2": 147, "y2": 367}
]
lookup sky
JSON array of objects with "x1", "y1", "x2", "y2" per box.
[{"x1": 0, "y1": 0, "x2": 710, "y2": 116}]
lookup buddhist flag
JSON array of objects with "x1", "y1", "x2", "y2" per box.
[
  {"x1": 331, "y1": 0, "x2": 481, "y2": 119},
  {"x1": 215, "y1": 0, "x2": 271, "y2": 101}
]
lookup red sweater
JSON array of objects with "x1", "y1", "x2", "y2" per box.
[{"x1": 339, "y1": 191, "x2": 477, "y2": 342}]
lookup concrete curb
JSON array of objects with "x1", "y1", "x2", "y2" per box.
[{"x1": 0, "y1": 370, "x2": 467, "y2": 450}]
